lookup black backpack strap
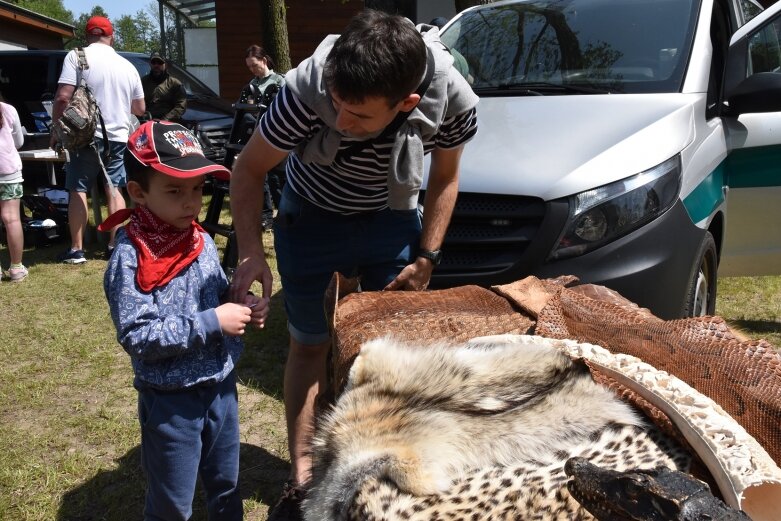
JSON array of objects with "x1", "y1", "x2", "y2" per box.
[{"x1": 338, "y1": 46, "x2": 435, "y2": 160}]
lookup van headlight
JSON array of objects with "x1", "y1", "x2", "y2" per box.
[{"x1": 549, "y1": 155, "x2": 681, "y2": 260}]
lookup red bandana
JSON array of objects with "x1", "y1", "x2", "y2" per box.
[{"x1": 99, "y1": 206, "x2": 205, "y2": 292}]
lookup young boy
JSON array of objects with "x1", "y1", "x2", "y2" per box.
[{"x1": 103, "y1": 120, "x2": 268, "y2": 520}]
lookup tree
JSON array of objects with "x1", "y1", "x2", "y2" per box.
[
  {"x1": 265, "y1": 0, "x2": 291, "y2": 73},
  {"x1": 114, "y1": 11, "x2": 158, "y2": 54},
  {"x1": 13, "y1": 0, "x2": 73, "y2": 24}
]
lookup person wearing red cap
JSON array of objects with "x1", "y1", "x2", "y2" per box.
[
  {"x1": 51, "y1": 15, "x2": 146, "y2": 264},
  {"x1": 103, "y1": 121, "x2": 269, "y2": 520}
]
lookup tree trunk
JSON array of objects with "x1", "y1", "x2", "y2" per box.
[
  {"x1": 455, "y1": 0, "x2": 498, "y2": 13},
  {"x1": 265, "y1": 0, "x2": 291, "y2": 73}
]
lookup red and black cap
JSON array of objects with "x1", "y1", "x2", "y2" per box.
[{"x1": 127, "y1": 121, "x2": 230, "y2": 181}]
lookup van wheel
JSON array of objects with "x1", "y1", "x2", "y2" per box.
[{"x1": 683, "y1": 231, "x2": 718, "y2": 317}]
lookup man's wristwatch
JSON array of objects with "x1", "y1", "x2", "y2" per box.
[{"x1": 417, "y1": 248, "x2": 443, "y2": 265}]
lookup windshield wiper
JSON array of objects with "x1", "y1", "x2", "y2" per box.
[{"x1": 474, "y1": 81, "x2": 613, "y2": 95}]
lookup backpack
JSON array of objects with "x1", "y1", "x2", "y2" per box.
[{"x1": 53, "y1": 48, "x2": 108, "y2": 156}]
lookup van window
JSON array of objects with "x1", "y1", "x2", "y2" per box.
[
  {"x1": 122, "y1": 55, "x2": 219, "y2": 98},
  {"x1": 441, "y1": 0, "x2": 699, "y2": 94},
  {"x1": 739, "y1": 0, "x2": 763, "y2": 25},
  {"x1": 0, "y1": 55, "x2": 51, "y2": 133},
  {"x1": 747, "y1": 19, "x2": 781, "y2": 74}
]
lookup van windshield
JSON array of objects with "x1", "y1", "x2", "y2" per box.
[
  {"x1": 441, "y1": 0, "x2": 699, "y2": 94},
  {"x1": 123, "y1": 55, "x2": 219, "y2": 98}
]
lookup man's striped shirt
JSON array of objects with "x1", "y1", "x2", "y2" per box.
[{"x1": 258, "y1": 86, "x2": 477, "y2": 214}]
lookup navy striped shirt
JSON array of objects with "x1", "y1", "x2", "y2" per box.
[{"x1": 258, "y1": 86, "x2": 477, "y2": 214}]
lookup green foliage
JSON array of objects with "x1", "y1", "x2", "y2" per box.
[
  {"x1": 113, "y1": 11, "x2": 158, "y2": 54},
  {"x1": 12, "y1": 0, "x2": 73, "y2": 24}
]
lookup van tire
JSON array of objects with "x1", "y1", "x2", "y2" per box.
[{"x1": 683, "y1": 231, "x2": 718, "y2": 317}]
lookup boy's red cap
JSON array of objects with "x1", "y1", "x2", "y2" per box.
[
  {"x1": 127, "y1": 121, "x2": 230, "y2": 181},
  {"x1": 86, "y1": 16, "x2": 113, "y2": 36}
]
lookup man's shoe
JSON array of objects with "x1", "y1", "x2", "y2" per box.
[
  {"x1": 267, "y1": 480, "x2": 306, "y2": 521},
  {"x1": 58, "y1": 249, "x2": 87, "y2": 264}
]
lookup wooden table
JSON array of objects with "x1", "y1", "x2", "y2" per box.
[{"x1": 19, "y1": 148, "x2": 106, "y2": 245}]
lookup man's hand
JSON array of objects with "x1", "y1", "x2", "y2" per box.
[
  {"x1": 384, "y1": 257, "x2": 434, "y2": 291},
  {"x1": 229, "y1": 254, "x2": 273, "y2": 304},
  {"x1": 244, "y1": 293, "x2": 271, "y2": 329}
]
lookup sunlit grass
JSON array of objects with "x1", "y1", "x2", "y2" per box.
[{"x1": 0, "y1": 191, "x2": 778, "y2": 519}]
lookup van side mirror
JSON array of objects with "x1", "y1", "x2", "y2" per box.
[{"x1": 726, "y1": 72, "x2": 781, "y2": 115}]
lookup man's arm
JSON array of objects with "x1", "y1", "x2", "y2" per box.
[
  {"x1": 49, "y1": 83, "x2": 76, "y2": 148},
  {"x1": 227, "y1": 130, "x2": 289, "y2": 303},
  {"x1": 385, "y1": 144, "x2": 464, "y2": 291},
  {"x1": 131, "y1": 98, "x2": 146, "y2": 117},
  {"x1": 165, "y1": 81, "x2": 187, "y2": 121}
]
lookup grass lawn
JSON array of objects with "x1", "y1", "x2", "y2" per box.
[{"x1": 0, "y1": 198, "x2": 779, "y2": 520}]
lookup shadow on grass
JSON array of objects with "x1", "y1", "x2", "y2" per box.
[
  {"x1": 57, "y1": 443, "x2": 289, "y2": 521},
  {"x1": 236, "y1": 289, "x2": 289, "y2": 399},
  {"x1": 728, "y1": 319, "x2": 781, "y2": 338}
]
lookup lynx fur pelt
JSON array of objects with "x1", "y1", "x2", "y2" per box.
[{"x1": 303, "y1": 337, "x2": 690, "y2": 521}]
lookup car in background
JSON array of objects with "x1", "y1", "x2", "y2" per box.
[
  {"x1": 0, "y1": 50, "x2": 232, "y2": 163},
  {"x1": 423, "y1": 0, "x2": 781, "y2": 319}
]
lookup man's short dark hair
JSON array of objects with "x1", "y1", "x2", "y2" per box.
[{"x1": 324, "y1": 9, "x2": 426, "y2": 106}]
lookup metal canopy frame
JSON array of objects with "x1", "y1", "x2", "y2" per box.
[{"x1": 160, "y1": 0, "x2": 216, "y2": 25}]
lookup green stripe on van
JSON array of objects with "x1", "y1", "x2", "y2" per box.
[
  {"x1": 725, "y1": 145, "x2": 781, "y2": 188},
  {"x1": 683, "y1": 163, "x2": 724, "y2": 224}
]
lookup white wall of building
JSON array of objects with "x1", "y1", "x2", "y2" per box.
[{"x1": 184, "y1": 27, "x2": 219, "y2": 94}]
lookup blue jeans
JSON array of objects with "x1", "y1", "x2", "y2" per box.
[
  {"x1": 273, "y1": 185, "x2": 422, "y2": 344},
  {"x1": 137, "y1": 372, "x2": 242, "y2": 521},
  {"x1": 64, "y1": 139, "x2": 127, "y2": 191}
]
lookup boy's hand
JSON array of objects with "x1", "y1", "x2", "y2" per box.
[
  {"x1": 244, "y1": 294, "x2": 270, "y2": 329},
  {"x1": 215, "y1": 302, "x2": 252, "y2": 336}
]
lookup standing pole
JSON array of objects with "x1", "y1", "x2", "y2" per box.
[{"x1": 159, "y1": 1, "x2": 167, "y2": 59}]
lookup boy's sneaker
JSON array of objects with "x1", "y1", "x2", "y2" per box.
[
  {"x1": 58, "y1": 249, "x2": 87, "y2": 264},
  {"x1": 267, "y1": 480, "x2": 306, "y2": 521},
  {"x1": 8, "y1": 265, "x2": 28, "y2": 282}
]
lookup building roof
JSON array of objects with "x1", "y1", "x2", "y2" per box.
[
  {"x1": 161, "y1": 0, "x2": 216, "y2": 25},
  {"x1": 0, "y1": 0, "x2": 75, "y2": 38}
]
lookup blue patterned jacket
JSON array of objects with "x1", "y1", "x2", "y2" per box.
[{"x1": 104, "y1": 228, "x2": 243, "y2": 390}]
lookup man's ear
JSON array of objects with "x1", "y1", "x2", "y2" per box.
[
  {"x1": 126, "y1": 181, "x2": 146, "y2": 205},
  {"x1": 397, "y1": 93, "x2": 421, "y2": 113}
]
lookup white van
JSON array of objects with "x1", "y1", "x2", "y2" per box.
[{"x1": 427, "y1": 0, "x2": 781, "y2": 319}]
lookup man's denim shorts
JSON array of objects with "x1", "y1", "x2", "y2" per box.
[
  {"x1": 273, "y1": 185, "x2": 422, "y2": 345},
  {"x1": 65, "y1": 139, "x2": 128, "y2": 192}
]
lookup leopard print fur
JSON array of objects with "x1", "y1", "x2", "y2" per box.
[{"x1": 347, "y1": 423, "x2": 691, "y2": 520}]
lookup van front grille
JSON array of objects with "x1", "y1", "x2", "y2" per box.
[{"x1": 419, "y1": 191, "x2": 548, "y2": 286}]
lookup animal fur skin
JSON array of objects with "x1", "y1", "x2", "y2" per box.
[{"x1": 303, "y1": 336, "x2": 654, "y2": 521}]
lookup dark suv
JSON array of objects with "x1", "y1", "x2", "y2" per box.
[{"x1": 0, "y1": 50, "x2": 233, "y2": 163}]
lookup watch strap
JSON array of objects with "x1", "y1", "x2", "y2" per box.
[{"x1": 417, "y1": 248, "x2": 442, "y2": 265}]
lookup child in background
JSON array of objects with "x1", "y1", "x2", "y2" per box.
[
  {"x1": 103, "y1": 120, "x2": 269, "y2": 520},
  {"x1": 0, "y1": 97, "x2": 27, "y2": 282}
]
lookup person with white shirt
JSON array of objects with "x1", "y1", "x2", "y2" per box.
[{"x1": 51, "y1": 16, "x2": 146, "y2": 263}]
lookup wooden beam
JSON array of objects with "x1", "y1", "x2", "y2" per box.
[{"x1": 0, "y1": 6, "x2": 74, "y2": 38}]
